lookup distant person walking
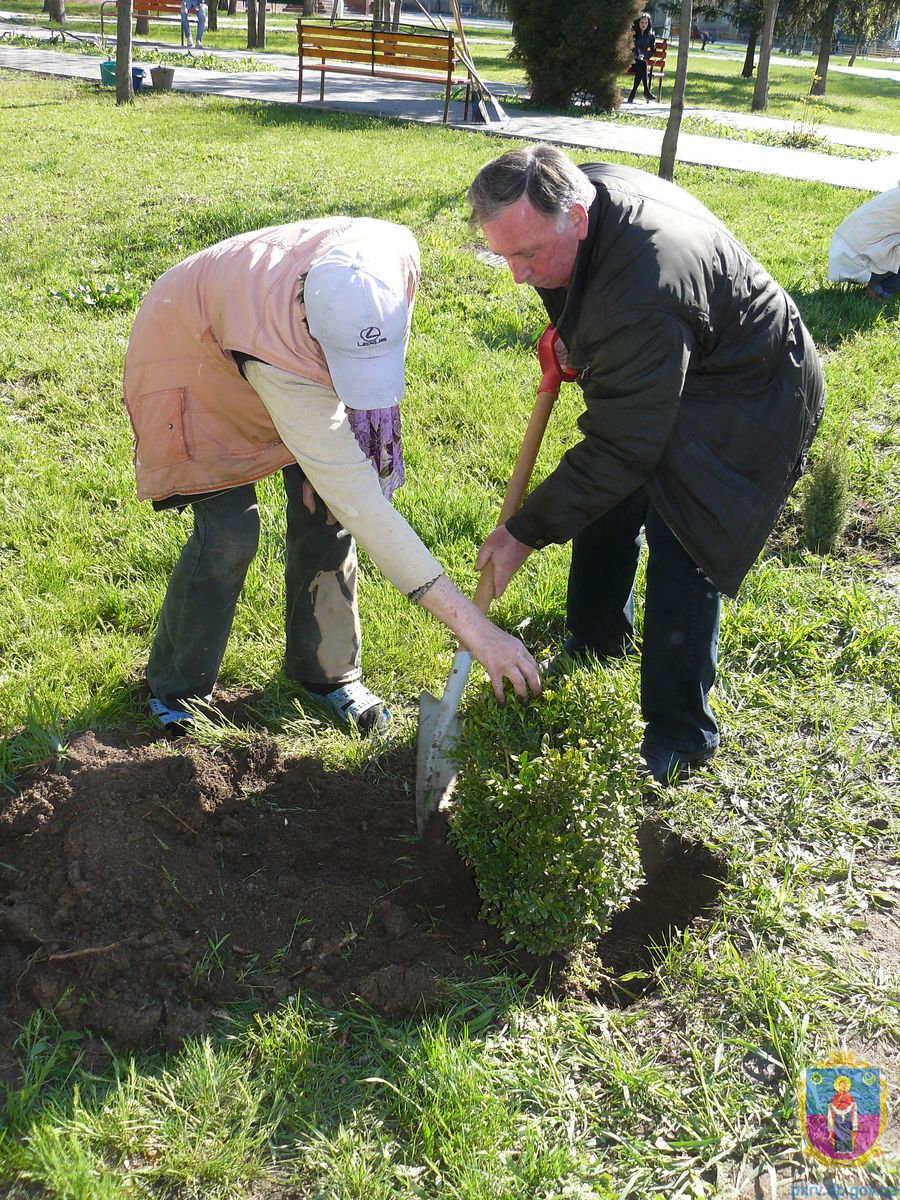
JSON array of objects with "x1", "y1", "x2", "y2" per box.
[
  {"x1": 627, "y1": 12, "x2": 656, "y2": 104},
  {"x1": 181, "y1": 0, "x2": 205, "y2": 47}
]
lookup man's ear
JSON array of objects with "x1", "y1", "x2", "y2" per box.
[{"x1": 570, "y1": 203, "x2": 590, "y2": 242}]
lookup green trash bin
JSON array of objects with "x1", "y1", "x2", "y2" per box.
[{"x1": 100, "y1": 60, "x2": 116, "y2": 87}]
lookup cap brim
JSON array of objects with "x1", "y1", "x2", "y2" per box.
[{"x1": 321, "y1": 344, "x2": 406, "y2": 411}]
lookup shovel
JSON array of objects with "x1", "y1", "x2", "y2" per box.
[
  {"x1": 448, "y1": 0, "x2": 506, "y2": 124},
  {"x1": 415, "y1": 325, "x2": 577, "y2": 837}
]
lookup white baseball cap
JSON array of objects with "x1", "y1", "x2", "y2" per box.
[{"x1": 305, "y1": 235, "x2": 414, "y2": 411}]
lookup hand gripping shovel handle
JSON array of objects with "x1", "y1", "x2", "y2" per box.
[{"x1": 415, "y1": 325, "x2": 574, "y2": 836}]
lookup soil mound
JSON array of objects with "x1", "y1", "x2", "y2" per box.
[
  {"x1": 0, "y1": 731, "x2": 504, "y2": 1069},
  {"x1": 0, "y1": 732, "x2": 724, "y2": 1076}
]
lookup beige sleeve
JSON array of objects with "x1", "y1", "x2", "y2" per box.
[{"x1": 243, "y1": 360, "x2": 444, "y2": 596}]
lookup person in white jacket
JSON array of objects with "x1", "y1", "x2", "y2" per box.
[{"x1": 828, "y1": 185, "x2": 900, "y2": 301}]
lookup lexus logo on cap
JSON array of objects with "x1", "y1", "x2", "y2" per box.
[{"x1": 358, "y1": 326, "x2": 387, "y2": 347}]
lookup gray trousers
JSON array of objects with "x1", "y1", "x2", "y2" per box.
[{"x1": 147, "y1": 465, "x2": 361, "y2": 708}]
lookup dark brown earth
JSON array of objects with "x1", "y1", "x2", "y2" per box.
[{"x1": 0, "y1": 730, "x2": 723, "y2": 1078}]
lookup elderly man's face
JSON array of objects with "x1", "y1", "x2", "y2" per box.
[{"x1": 482, "y1": 194, "x2": 589, "y2": 289}]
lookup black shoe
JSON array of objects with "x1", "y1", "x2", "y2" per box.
[
  {"x1": 626, "y1": 95, "x2": 636, "y2": 103},
  {"x1": 639, "y1": 745, "x2": 717, "y2": 785}
]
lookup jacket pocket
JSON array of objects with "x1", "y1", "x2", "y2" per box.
[{"x1": 134, "y1": 388, "x2": 192, "y2": 473}]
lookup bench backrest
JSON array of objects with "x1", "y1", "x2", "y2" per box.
[
  {"x1": 134, "y1": 0, "x2": 183, "y2": 15},
  {"x1": 648, "y1": 37, "x2": 667, "y2": 72},
  {"x1": 298, "y1": 21, "x2": 455, "y2": 73}
]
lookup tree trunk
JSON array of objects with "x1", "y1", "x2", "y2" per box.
[
  {"x1": 116, "y1": 0, "x2": 134, "y2": 104},
  {"x1": 810, "y1": 0, "x2": 837, "y2": 94},
  {"x1": 208, "y1": 0, "x2": 218, "y2": 33},
  {"x1": 847, "y1": 43, "x2": 858, "y2": 67},
  {"x1": 135, "y1": 14, "x2": 149, "y2": 33},
  {"x1": 741, "y1": 26, "x2": 757, "y2": 77},
  {"x1": 751, "y1": 0, "x2": 778, "y2": 110},
  {"x1": 247, "y1": 0, "x2": 258, "y2": 47},
  {"x1": 256, "y1": 0, "x2": 265, "y2": 48},
  {"x1": 47, "y1": 0, "x2": 66, "y2": 21},
  {"x1": 228, "y1": 0, "x2": 237, "y2": 15},
  {"x1": 659, "y1": 0, "x2": 691, "y2": 181}
]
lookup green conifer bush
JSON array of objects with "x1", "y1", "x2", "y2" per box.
[
  {"x1": 507, "y1": 0, "x2": 642, "y2": 110},
  {"x1": 448, "y1": 671, "x2": 646, "y2": 954},
  {"x1": 801, "y1": 431, "x2": 851, "y2": 554}
]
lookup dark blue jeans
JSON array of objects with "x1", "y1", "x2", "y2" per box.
[
  {"x1": 147, "y1": 465, "x2": 360, "y2": 709},
  {"x1": 566, "y1": 487, "x2": 721, "y2": 758}
]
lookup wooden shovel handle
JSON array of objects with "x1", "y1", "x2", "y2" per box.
[{"x1": 471, "y1": 385, "x2": 560, "y2": 616}]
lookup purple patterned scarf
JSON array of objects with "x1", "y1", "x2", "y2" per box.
[{"x1": 346, "y1": 405, "x2": 405, "y2": 500}]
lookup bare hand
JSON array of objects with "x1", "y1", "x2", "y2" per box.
[
  {"x1": 467, "y1": 624, "x2": 542, "y2": 703},
  {"x1": 415, "y1": 575, "x2": 541, "y2": 702},
  {"x1": 302, "y1": 478, "x2": 337, "y2": 525},
  {"x1": 476, "y1": 525, "x2": 534, "y2": 598},
  {"x1": 552, "y1": 330, "x2": 572, "y2": 372}
]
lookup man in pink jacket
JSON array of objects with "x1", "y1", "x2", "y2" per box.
[{"x1": 125, "y1": 217, "x2": 539, "y2": 733}]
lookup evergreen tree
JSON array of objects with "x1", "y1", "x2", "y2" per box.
[{"x1": 508, "y1": 0, "x2": 643, "y2": 110}]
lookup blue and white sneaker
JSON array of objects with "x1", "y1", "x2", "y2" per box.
[
  {"x1": 148, "y1": 696, "x2": 196, "y2": 734},
  {"x1": 307, "y1": 680, "x2": 391, "y2": 735}
]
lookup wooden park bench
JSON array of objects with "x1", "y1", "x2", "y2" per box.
[
  {"x1": 297, "y1": 20, "x2": 472, "y2": 123},
  {"x1": 624, "y1": 37, "x2": 668, "y2": 102},
  {"x1": 100, "y1": 0, "x2": 188, "y2": 45}
]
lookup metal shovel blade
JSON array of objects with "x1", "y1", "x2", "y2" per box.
[{"x1": 415, "y1": 648, "x2": 473, "y2": 837}]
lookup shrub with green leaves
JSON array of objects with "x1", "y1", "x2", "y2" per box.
[
  {"x1": 801, "y1": 430, "x2": 851, "y2": 554},
  {"x1": 448, "y1": 670, "x2": 646, "y2": 954},
  {"x1": 507, "y1": 0, "x2": 641, "y2": 111}
]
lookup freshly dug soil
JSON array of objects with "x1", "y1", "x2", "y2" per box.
[{"x1": 0, "y1": 731, "x2": 723, "y2": 1076}]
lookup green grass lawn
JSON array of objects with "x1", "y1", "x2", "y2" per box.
[{"x1": 0, "y1": 69, "x2": 899, "y2": 1198}]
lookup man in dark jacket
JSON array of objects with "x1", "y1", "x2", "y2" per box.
[{"x1": 469, "y1": 145, "x2": 824, "y2": 782}]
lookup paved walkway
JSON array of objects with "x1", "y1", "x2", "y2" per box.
[{"x1": 2, "y1": 19, "x2": 898, "y2": 191}]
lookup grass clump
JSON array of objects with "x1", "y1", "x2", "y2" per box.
[
  {"x1": 448, "y1": 671, "x2": 645, "y2": 954},
  {"x1": 802, "y1": 429, "x2": 852, "y2": 554}
]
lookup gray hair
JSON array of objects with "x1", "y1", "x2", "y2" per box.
[{"x1": 467, "y1": 145, "x2": 596, "y2": 229}]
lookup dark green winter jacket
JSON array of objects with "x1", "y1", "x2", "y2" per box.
[{"x1": 505, "y1": 163, "x2": 825, "y2": 596}]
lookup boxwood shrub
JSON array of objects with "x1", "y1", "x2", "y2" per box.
[{"x1": 447, "y1": 669, "x2": 646, "y2": 954}]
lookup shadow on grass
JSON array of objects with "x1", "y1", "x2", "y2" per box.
[{"x1": 793, "y1": 283, "x2": 899, "y2": 345}]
